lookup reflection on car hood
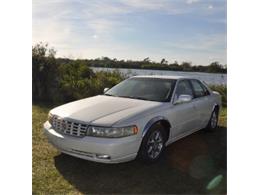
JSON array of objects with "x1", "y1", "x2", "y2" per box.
[{"x1": 50, "y1": 95, "x2": 163, "y2": 126}]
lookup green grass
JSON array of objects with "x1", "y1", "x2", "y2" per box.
[
  {"x1": 219, "y1": 107, "x2": 227, "y2": 127},
  {"x1": 33, "y1": 104, "x2": 227, "y2": 194},
  {"x1": 33, "y1": 105, "x2": 78, "y2": 194}
]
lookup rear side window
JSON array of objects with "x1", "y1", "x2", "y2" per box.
[
  {"x1": 200, "y1": 82, "x2": 210, "y2": 95},
  {"x1": 190, "y1": 80, "x2": 209, "y2": 98}
]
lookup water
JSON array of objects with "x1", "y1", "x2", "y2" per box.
[{"x1": 91, "y1": 67, "x2": 227, "y2": 85}]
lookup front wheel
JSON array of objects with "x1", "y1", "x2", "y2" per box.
[{"x1": 138, "y1": 123, "x2": 166, "y2": 163}]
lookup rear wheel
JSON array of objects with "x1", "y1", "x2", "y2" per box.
[
  {"x1": 138, "y1": 123, "x2": 166, "y2": 163},
  {"x1": 206, "y1": 108, "x2": 219, "y2": 131}
]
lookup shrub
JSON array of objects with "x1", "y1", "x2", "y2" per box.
[
  {"x1": 58, "y1": 60, "x2": 94, "y2": 102},
  {"x1": 209, "y1": 85, "x2": 227, "y2": 107},
  {"x1": 87, "y1": 70, "x2": 125, "y2": 96},
  {"x1": 58, "y1": 63, "x2": 124, "y2": 102}
]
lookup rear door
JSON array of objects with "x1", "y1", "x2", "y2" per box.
[{"x1": 190, "y1": 79, "x2": 212, "y2": 128}]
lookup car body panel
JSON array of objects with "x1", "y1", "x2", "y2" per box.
[
  {"x1": 168, "y1": 102, "x2": 200, "y2": 138},
  {"x1": 51, "y1": 95, "x2": 162, "y2": 126}
]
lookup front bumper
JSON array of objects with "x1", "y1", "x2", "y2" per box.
[{"x1": 43, "y1": 121, "x2": 141, "y2": 163}]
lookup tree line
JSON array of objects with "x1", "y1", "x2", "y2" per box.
[{"x1": 57, "y1": 57, "x2": 227, "y2": 74}]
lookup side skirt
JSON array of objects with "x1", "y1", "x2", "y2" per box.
[{"x1": 165, "y1": 127, "x2": 202, "y2": 147}]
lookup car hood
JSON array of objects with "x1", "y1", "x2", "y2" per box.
[{"x1": 50, "y1": 95, "x2": 163, "y2": 126}]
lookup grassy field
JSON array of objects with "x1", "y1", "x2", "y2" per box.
[{"x1": 33, "y1": 105, "x2": 227, "y2": 194}]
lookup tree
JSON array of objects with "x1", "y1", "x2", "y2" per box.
[
  {"x1": 160, "y1": 58, "x2": 168, "y2": 65},
  {"x1": 181, "y1": 62, "x2": 192, "y2": 71},
  {"x1": 32, "y1": 42, "x2": 58, "y2": 102},
  {"x1": 208, "y1": 61, "x2": 224, "y2": 73},
  {"x1": 172, "y1": 60, "x2": 179, "y2": 66},
  {"x1": 143, "y1": 57, "x2": 150, "y2": 62}
]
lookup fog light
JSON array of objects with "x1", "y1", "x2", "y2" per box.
[{"x1": 96, "y1": 154, "x2": 111, "y2": 159}]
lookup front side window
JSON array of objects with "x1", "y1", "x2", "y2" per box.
[
  {"x1": 105, "y1": 78, "x2": 176, "y2": 102},
  {"x1": 190, "y1": 80, "x2": 209, "y2": 98},
  {"x1": 174, "y1": 80, "x2": 194, "y2": 99}
]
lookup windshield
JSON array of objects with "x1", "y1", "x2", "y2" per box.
[{"x1": 105, "y1": 78, "x2": 176, "y2": 102}]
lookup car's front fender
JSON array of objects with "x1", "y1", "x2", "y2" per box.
[{"x1": 142, "y1": 116, "x2": 171, "y2": 138}]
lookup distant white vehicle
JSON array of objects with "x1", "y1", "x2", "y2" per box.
[{"x1": 44, "y1": 75, "x2": 221, "y2": 163}]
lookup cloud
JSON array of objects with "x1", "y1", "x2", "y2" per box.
[
  {"x1": 92, "y1": 34, "x2": 98, "y2": 39},
  {"x1": 119, "y1": 0, "x2": 171, "y2": 10},
  {"x1": 32, "y1": 0, "x2": 226, "y2": 64},
  {"x1": 186, "y1": 0, "x2": 200, "y2": 5},
  {"x1": 163, "y1": 33, "x2": 226, "y2": 51},
  {"x1": 158, "y1": 33, "x2": 226, "y2": 64},
  {"x1": 87, "y1": 18, "x2": 119, "y2": 34},
  {"x1": 208, "y1": 5, "x2": 214, "y2": 9}
]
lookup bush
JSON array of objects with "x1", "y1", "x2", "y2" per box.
[
  {"x1": 87, "y1": 70, "x2": 125, "y2": 97},
  {"x1": 58, "y1": 60, "x2": 95, "y2": 102},
  {"x1": 54, "y1": 66, "x2": 124, "y2": 103},
  {"x1": 209, "y1": 85, "x2": 227, "y2": 107}
]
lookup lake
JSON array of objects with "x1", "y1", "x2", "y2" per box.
[{"x1": 91, "y1": 67, "x2": 227, "y2": 85}]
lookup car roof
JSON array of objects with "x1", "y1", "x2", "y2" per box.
[{"x1": 131, "y1": 75, "x2": 197, "y2": 80}]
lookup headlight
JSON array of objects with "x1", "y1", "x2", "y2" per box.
[
  {"x1": 87, "y1": 125, "x2": 138, "y2": 138},
  {"x1": 48, "y1": 112, "x2": 53, "y2": 125}
]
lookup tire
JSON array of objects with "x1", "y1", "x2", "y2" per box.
[
  {"x1": 138, "y1": 123, "x2": 166, "y2": 163},
  {"x1": 206, "y1": 108, "x2": 219, "y2": 131}
]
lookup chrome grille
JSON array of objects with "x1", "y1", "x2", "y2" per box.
[{"x1": 52, "y1": 115, "x2": 88, "y2": 137}]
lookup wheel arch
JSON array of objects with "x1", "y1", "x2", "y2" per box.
[{"x1": 142, "y1": 116, "x2": 171, "y2": 142}]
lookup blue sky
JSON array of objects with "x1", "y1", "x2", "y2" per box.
[{"x1": 33, "y1": 0, "x2": 226, "y2": 65}]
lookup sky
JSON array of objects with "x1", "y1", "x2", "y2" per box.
[{"x1": 32, "y1": 0, "x2": 226, "y2": 65}]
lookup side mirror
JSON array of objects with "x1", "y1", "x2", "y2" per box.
[
  {"x1": 174, "y1": 94, "x2": 193, "y2": 104},
  {"x1": 103, "y1": 88, "x2": 109, "y2": 93}
]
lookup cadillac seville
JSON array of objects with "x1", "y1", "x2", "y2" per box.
[{"x1": 43, "y1": 75, "x2": 221, "y2": 163}]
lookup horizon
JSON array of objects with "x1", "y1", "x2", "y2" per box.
[
  {"x1": 52, "y1": 54, "x2": 226, "y2": 66},
  {"x1": 33, "y1": 0, "x2": 227, "y2": 66}
]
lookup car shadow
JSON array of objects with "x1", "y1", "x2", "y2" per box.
[{"x1": 54, "y1": 126, "x2": 227, "y2": 194}]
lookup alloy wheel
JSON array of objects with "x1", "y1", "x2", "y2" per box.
[
  {"x1": 211, "y1": 111, "x2": 218, "y2": 129},
  {"x1": 146, "y1": 130, "x2": 164, "y2": 159}
]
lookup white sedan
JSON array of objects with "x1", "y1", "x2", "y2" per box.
[{"x1": 43, "y1": 75, "x2": 221, "y2": 163}]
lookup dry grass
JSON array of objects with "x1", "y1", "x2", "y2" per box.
[{"x1": 32, "y1": 104, "x2": 227, "y2": 194}]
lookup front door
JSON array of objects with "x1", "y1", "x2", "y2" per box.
[{"x1": 169, "y1": 79, "x2": 200, "y2": 138}]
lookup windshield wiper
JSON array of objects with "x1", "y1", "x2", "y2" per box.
[
  {"x1": 105, "y1": 94, "x2": 157, "y2": 101},
  {"x1": 118, "y1": 95, "x2": 150, "y2": 101},
  {"x1": 103, "y1": 94, "x2": 116, "y2": 97},
  {"x1": 133, "y1": 97, "x2": 150, "y2": 101}
]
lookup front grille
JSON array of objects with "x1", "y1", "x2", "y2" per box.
[{"x1": 52, "y1": 115, "x2": 88, "y2": 137}]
